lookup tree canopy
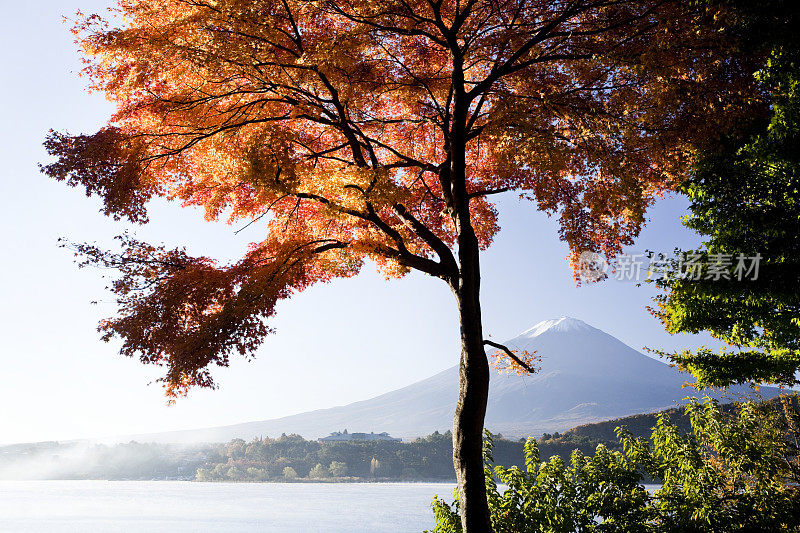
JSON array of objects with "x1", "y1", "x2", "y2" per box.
[
  {"x1": 652, "y1": 0, "x2": 800, "y2": 387},
  {"x1": 45, "y1": 0, "x2": 755, "y2": 396}
]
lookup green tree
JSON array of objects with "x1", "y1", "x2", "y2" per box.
[
  {"x1": 653, "y1": 0, "x2": 800, "y2": 387},
  {"x1": 226, "y1": 465, "x2": 243, "y2": 480},
  {"x1": 622, "y1": 398, "x2": 800, "y2": 531},
  {"x1": 246, "y1": 467, "x2": 268, "y2": 481},
  {"x1": 329, "y1": 461, "x2": 348, "y2": 478},
  {"x1": 226, "y1": 439, "x2": 247, "y2": 461},
  {"x1": 268, "y1": 458, "x2": 292, "y2": 479},
  {"x1": 429, "y1": 398, "x2": 800, "y2": 532},
  {"x1": 211, "y1": 463, "x2": 229, "y2": 480},
  {"x1": 308, "y1": 463, "x2": 328, "y2": 479},
  {"x1": 282, "y1": 466, "x2": 298, "y2": 480}
]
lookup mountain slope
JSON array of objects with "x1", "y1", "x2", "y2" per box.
[{"x1": 130, "y1": 317, "x2": 781, "y2": 442}]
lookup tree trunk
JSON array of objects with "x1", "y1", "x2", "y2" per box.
[
  {"x1": 447, "y1": 56, "x2": 491, "y2": 530},
  {"x1": 451, "y1": 230, "x2": 492, "y2": 533}
]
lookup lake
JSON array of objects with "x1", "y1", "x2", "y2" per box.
[{"x1": 0, "y1": 481, "x2": 456, "y2": 532}]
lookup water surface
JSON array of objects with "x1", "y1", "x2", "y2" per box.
[{"x1": 0, "y1": 480, "x2": 457, "y2": 532}]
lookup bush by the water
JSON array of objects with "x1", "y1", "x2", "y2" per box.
[{"x1": 429, "y1": 396, "x2": 800, "y2": 532}]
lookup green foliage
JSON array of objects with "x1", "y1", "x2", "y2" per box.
[
  {"x1": 246, "y1": 467, "x2": 269, "y2": 481},
  {"x1": 226, "y1": 465, "x2": 243, "y2": 480},
  {"x1": 429, "y1": 397, "x2": 800, "y2": 532},
  {"x1": 654, "y1": 0, "x2": 800, "y2": 386},
  {"x1": 195, "y1": 467, "x2": 211, "y2": 481},
  {"x1": 329, "y1": 461, "x2": 348, "y2": 477},
  {"x1": 192, "y1": 430, "x2": 611, "y2": 482},
  {"x1": 308, "y1": 463, "x2": 328, "y2": 479},
  {"x1": 430, "y1": 438, "x2": 650, "y2": 532},
  {"x1": 195, "y1": 431, "x2": 458, "y2": 481},
  {"x1": 282, "y1": 466, "x2": 298, "y2": 479}
]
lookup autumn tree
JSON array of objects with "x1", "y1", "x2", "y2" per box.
[{"x1": 43, "y1": 0, "x2": 757, "y2": 529}]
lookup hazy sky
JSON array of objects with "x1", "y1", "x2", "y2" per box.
[{"x1": 0, "y1": 1, "x2": 720, "y2": 444}]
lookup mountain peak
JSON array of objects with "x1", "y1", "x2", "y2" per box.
[{"x1": 517, "y1": 316, "x2": 593, "y2": 338}]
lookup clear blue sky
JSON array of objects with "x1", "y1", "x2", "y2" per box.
[{"x1": 0, "y1": 1, "x2": 719, "y2": 444}]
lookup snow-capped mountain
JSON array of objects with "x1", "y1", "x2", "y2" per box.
[{"x1": 129, "y1": 317, "x2": 781, "y2": 442}]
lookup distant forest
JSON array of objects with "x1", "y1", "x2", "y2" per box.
[
  {"x1": 0, "y1": 432, "x2": 608, "y2": 482},
  {"x1": 199, "y1": 400, "x2": 792, "y2": 482},
  {"x1": 194, "y1": 431, "x2": 607, "y2": 482},
  {"x1": 5, "y1": 397, "x2": 793, "y2": 482}
]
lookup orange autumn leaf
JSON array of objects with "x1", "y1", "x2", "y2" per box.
[
  {"x1": 489, "y1": 349, "x2": 541, "y2": 376},
  {"x1": 42, "y1": 0, "x2": 761, "y2": 398}
]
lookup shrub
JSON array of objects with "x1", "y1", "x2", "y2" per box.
[
  {"x1": 429, "y1": 397, "x2": 800, "y2": 532},
  {"x1": 309, "y1": 463, "x2": 328, "y2": 479},
  {"x1": 329, "y1": 461, "x2": 348, "y2": 477}
]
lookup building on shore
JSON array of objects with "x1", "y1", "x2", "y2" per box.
[{"x1": 319, "y1": 430, "x2": 402, "y2": 443}]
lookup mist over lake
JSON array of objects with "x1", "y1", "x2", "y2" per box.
[{"x1": 0, "y1": 481, "x2": 453, "y2": 532}]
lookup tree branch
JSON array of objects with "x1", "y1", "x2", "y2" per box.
[
  {"x1": 468, "y1": 187, "x2": 509, "y2": 200},
  {"x1": 483, "y1": 339, "x2": 537, "y2": 374}
]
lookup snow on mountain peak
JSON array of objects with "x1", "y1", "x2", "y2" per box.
[{"x1": 517, "y1": 316, "x2": 593, "y2": 338}]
